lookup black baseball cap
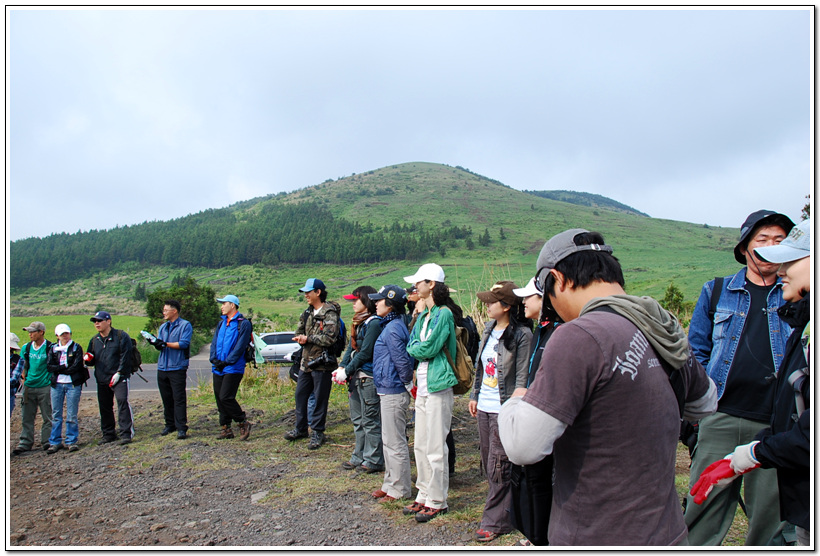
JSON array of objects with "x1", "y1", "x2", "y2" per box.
[{"x1": 734, "y1": 210, "x2": 795, "y2": 264}]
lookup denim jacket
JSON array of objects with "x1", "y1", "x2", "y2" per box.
[{"x1": 688, "y1": 268, "x2": 792, "y2": 399}]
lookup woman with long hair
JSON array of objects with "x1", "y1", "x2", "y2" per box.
[
  {"x1": 334, "y1": 285, "x2": 384, "y2": 473},
  {"x1": 468, "y1": 281, "x2": 533, "y2": 541},
  {"x1": 403, "y1": 263, "x2": 459, "y2": 523}
]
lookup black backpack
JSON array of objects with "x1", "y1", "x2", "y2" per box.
[
  {"x1": 116, "y1": 330, "x2": 142, "y2": 376},
  {"x1": 461, "y1": 315, "x2": 480, "y2": 363}
]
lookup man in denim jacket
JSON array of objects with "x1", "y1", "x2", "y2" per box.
[{"x1": 684, "y1": 210, "x2": 795, "y2": 545}]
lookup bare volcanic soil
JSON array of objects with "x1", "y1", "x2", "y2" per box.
[{"x1": 8, "y1": 391, "x2": 490, "y2": 548}]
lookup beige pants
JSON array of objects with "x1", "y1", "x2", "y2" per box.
[{"x1": 413, "y1": 388, "x2": 453, "y2": 510}]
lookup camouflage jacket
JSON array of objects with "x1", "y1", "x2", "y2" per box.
[{"x1": 296, "y1": 301, "x2": 341, "y2": 372}]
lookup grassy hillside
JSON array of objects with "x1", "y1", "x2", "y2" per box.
[{"x1": 10, "y1": 162, "x2": 739, "y2": 323}]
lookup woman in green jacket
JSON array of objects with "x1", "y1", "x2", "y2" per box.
[{"x1": 403, "y1": 263, "x2": 459, "y2": 523}]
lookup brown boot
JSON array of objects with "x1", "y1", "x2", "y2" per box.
[
  {"x1": 238, "y1": 421, "x2": 252, "y2": 441},
  {"x1": 217, "y1": 425, "x2": 234, "y2": 439}
]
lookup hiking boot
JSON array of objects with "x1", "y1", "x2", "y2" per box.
[
  {"x1": 371, "y1": 489, "x2": 388, "y2": 499},
  {"x1": 356, "y1": 464, "x2": 383, "y2": 474},
  {"x1": 46, "y1": 444, "x2": 63, "y2": 454},
  {"x1": 415, "y1": 506, "x2": 448, "y2": 523},
  {"x1": 238, "y1": 421, "x2": 252, "y2": 441},
  {"x1": 377, "y1": 495, "x2": 397, "y2": 504},
  {"x1": 42, "y1": 444, "x2": 51, "y2": 451},
  {"x1": 11, "y1": 447, "x2": 27, "y2": 456},
  {"x1": 67, "y1": 444, "x2": 79, "y2": 452},
  {"x1": 98, "y1": 437, "x2": 117, "y2": 445},
  {"x1": 402, "y1": 501, "x2": 425, "y2": 516},
  {"x1": 177, "y1": 431, "x2": 188, "y2": 440},
  {"x1": 217, "y1": 425, "x2": 234, "y2": 439},
  {"x1": 307, "y1": 431, "x2": 325, "y2": 450},
  {"x1": 342, "y1": 461, "x2": 359, "y2": 470},
  {"x1": 475, "y1": 529, "x2": 499, "y2": 542},
  {"x1": 160, "y1": 426, "x2": 176, "y2": 436},
  {"x1": 119, "y1": 437, "x2": 132, "y2": 446},
  {"x1": 283, "y1": 428, "x2": 308, "y2": 441}
]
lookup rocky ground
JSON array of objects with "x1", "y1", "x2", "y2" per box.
[{"x1": 8, "y1": 390, "x2": 498, "y2": 548}]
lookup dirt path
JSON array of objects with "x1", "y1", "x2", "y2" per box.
[{"x1": 8, "y1": 390, "x2": 490, "y2": 547}]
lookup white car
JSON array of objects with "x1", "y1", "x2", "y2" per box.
[{"x1": 259, "y1": 332, "x2": 300, "y2": 363}]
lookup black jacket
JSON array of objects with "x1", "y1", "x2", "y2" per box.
[
  {"x1": 47, "y1": 341, "x2": 88, "y2": 387},
  {"x1": 754, "y1": 293, "x2": 810, "y2": 530},
  {"x1": 86, "y1": 328, "x2": 132, "y2": 382}
]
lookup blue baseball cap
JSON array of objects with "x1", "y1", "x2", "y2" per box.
[
  {"x1": 216, "y1": 294, "x2": 240, "y2": 306},
  {"x1": 755, "y1": 219, "x2": 811, "y2": 264},
  {"x1": 299, "y1": 278, "x2": 326, "y2": 292},
  {"x1": 90, "y1": 311, "x2": 111, "y2": 322}
]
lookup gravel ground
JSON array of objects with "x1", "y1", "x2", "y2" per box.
[{"x1": 8, "y1": 390, "x2": 491, "y2": 548}]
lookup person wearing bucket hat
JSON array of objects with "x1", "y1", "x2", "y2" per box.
[
  {"x1": 11, "y1": 322, "x2": 53, "y2": 455},
  {"x1": 368, "y1": 285, "x2": 415, "y2": 502},
  {"x1": 692, "y1": 218, "x2": 812, "y2": 546},
  {"x1": 684, "y1": 210, "x2": 796, "y2": 546},
  {"x1": 403, "y1": 263, "x2": 465, "y2": 523},
  {"x1": 469, "y1": 281, "x2": 532, "y2": 542},
  {"x1": 334, "y1": 286, "x2": 385, "y2": 474},
  {"x1": 209, "y1": 295, "x2": 253, "y2": 441},
  {"x1": 498, "y1": 229, "x2": 716, "y2": 545},
  {"x1": 46, "y1": 324, "x2": 87, "y2": 453},
  {"x1": 9, "y1": 333, "x2": 22, "y2": 416}
]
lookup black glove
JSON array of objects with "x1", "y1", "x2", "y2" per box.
[
  {"x1": 153, "y1": 339, "x2": 167, "y2": 351},
  {"x1": 214, "y1": 360, "x2": 227, "y2": 371},
  {"x1": 10, "y1": 378, "x2": 20, "y2": 389}
]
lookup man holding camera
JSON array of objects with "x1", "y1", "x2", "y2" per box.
[{"x1": 285, "y1": 278, "x2": 342, "y2": 450}]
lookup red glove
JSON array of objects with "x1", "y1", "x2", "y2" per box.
[
  {"x1": 690, "y1": 459, "x2": 738, "y2": 505},
  {"x1": 410, "y1": 385, "x2": 417, "y2": 399},
  {"x1": 83, "y1": 352, "x2": 94, "y2": 364}
]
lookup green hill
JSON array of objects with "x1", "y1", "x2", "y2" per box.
[
  {"x1": 10, "y1": 161, "x2": 739, "y2": 321},
  {"x1": 522, "y1": 189, "x2": 650, "y2": 217}
]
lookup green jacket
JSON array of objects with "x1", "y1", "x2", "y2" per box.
[{"x1": 407, "y1": 305, "x2": 457, "y2": 393}]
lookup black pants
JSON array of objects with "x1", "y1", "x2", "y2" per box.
[
  {"x1": 294, "y1": 369, "x2": 332, "y2": 432},
  {"x1": 446, "y1": 429, "x2": 456, "y2": 475},
  {"x1": 97, "y1": 378, "x2": 134, "y2": 440},
  {"x1": 157, "y1": 369, "x2": 188, "y2": 432},
  {"x1": 213, "y1": 372, "x2": 245, "y2": 427}
]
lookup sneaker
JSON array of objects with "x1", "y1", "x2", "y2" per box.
[
  {"x1": 177, "y1": 431, "x2": 188, "y2": 440},
  {"x1": 475, "y1": 529, "x2": 499, "y2": 542},
  {"x1": 238, "y1": 421, "x2": 252, "y2": 441},
  {"x1": 98, "y1": 437, "x2": 117, "y2": 445},
  {"x1": 307, "y1": 431, "x2": 325, "y2": 450},
  {"x1": 67, "y1": 445, "x2": 79, "y2": 452},
  {"x1": 283, "y1": 428, "x2": 308, "y2": 441},
  {"x1": 46, "y1": 444, "x2": 63, "y2": 454},
  {"x1": 402, "y1": 502, "x2": 425, "y2": 516},
  {"x1": 217, "y1": 426, "x2": 234, "y2": 439},
  {"x1": 118, "y1": 437, "x2": 132, "y2": 445},
  {"x1": 415, "y1": 506, "x2": 448, "y2": 523},
  {"x1": 160, "y1": 426, "x2": 176, "y2": 436}
]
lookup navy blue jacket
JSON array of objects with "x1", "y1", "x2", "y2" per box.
[{"x1": 373, "y1": 317, "x2": 415, "y2": 395}]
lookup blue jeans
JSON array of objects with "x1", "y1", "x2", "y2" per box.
[{"x1": 50, "y1": 383, "x2": 82, "y2": 446}]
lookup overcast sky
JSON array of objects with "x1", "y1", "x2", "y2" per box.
[{"x1": 8, "y1": 7, "x2": 811, "y2": 241}]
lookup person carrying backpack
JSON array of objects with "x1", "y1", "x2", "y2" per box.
[
  {"x1": 468, "y1": 281, "x2": 533, "y2": 542},
  {"x1": 11, "y1": 322, "x2": 53, "y2": 455},
  {"x1": 85, "y1": 311, "x2": 135, "y2": 446},
  {"x1": 285, "y1": 279, "x2": 342, "y2": 450},
  {"x1": 209, "y1": 295, "x2": 253, "y2": 441},
  {"x1": 403, "y1": 263, "x2": 459, "y2": 523}
]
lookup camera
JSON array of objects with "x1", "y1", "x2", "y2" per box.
[{"x1": 306, "y1": 350, "x2": 333, "y2": 370}]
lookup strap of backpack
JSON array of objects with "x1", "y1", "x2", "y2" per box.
[{"x1": 708, "y1": 276, "x2": 724, "y2": 323}]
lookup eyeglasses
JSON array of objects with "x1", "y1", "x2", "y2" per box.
[{"x1": 91, "y1": 319, "x2": 103, "y2": 323}]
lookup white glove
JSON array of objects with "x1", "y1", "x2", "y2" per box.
[
  {"x1": 404, "y1": 382, "x2": 414, "y2": 394},
  {"x1": 332, "y1": 367, "x2": 347, "y2": 384},
  {"x1": 283, "y1": 351, "x2": 295, "y2": 362},
  {"x1": 727, "y1": 441, "x2": 761, "y2": 474},
  {"x1": 109, "y1": 372, "x2": 122, "y2": 388}
]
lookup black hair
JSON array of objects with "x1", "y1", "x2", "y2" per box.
[
  {"x1": 498, "y1": 301, "x2": 534, "y2": 351},
  {"x1": 384, "y1": 296, "x2": 407, "y2": 315},
  {"x1": 164, "y1": 299, "x2": 181, "y2": 312},
  {"x1": 317, "y1": 288, "x2": 328, "y2": 302},
  {"x1": 352, "y1": 286, "x2": 377, "y2": 314},
  {"x1": 544, "y1": 231, "x2": 624, "y2": 298},
  {"x1": 431, "y1": 281, "x2": 464, "y2": 327}
]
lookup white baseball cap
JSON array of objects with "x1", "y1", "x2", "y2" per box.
[
  {"x1": 404, "y1": 263, "x2": 446, "y2": 284},
  {"x1": 55, "y1": 324, "x2": 72, "y2": 336},
  {"x1": 513, "y1": 277, "x2": 541, "y2": 298},
  {"x1": 9, "y1": 333, "x2": 20, "y2": 350}
]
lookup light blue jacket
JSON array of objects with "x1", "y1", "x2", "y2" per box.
[
  {"x1": 688, "y1": 268, "x2": 792, "y2": 399},
  {"x1": 157, "y1": 317, "x2": 193, "y2": 372}
]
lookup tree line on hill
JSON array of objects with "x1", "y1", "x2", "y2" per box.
[{"x1": 10, "y1": 202, "x2": 478, "y2": 287}]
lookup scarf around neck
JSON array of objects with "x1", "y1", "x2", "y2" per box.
[{"x1": 350, "y1": 310, "x2": 372, "y2": 352}]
